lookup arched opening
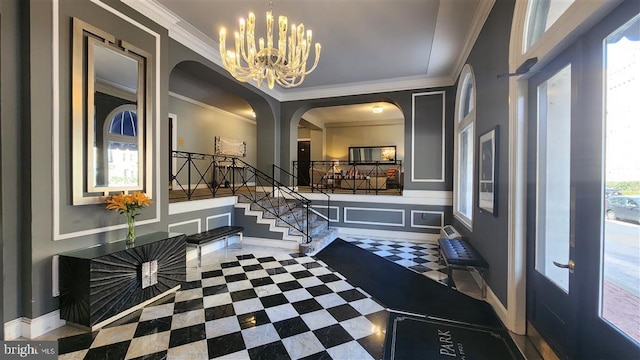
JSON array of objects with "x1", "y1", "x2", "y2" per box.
[{"x1": 291, "y1": 101, "x2": 405, "y2": 194}]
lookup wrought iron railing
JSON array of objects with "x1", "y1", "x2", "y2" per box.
[
  {"x1": 293, "y1": 160, "x2": 402, "y2": 194},
  {"x1": 273, "y1": 164, "x2": 331, "y2": 232},
  {"x1": 171, "y1": 151, "x2": 326, "y2": 243}
]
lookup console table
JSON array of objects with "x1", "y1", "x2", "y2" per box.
[{"x1": 58, "y1": 232, "x2": 186, "y2": 330}]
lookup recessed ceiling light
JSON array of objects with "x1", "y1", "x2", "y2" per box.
[{"x1": 372, "y1": 106, "x2": 383, "y2": 114}]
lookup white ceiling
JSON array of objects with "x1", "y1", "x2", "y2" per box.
[{"x1": 130, "y1": 0, "x2": 492, "y2": 123}]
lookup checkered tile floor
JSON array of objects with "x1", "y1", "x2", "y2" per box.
[
  {"x1": 58, "y1": 251, "x2": 389, "y2": 360},
  {"x1": 55, "y1": 237, "x2": 449, "y2": 359},
  {"x1": 344, "y1": 237, "x2": 450, "y2": 286}
]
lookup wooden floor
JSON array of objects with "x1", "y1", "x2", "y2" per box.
[{"x1": 169, "y1": 185, "x2": 402, "y2": 203}]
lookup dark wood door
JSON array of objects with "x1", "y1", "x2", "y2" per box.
[{"x1": 297, "y1": 141, "x2": 311, "y2": 186}]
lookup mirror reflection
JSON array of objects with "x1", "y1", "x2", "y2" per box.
[
  {"x1": 90, "y1": 41, "x2": 140, "y2": 188},
  {"x1": 348, "y1": 146, "x2": 396, "y2": 164}
]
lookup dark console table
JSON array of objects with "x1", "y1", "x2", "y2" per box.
[{"x1": 58, "y1": 232, "x2": 186, "y2": 330}]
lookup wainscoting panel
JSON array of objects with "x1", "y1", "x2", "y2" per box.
[
  {"x1": 206, "y1": 213, "x2": 232, "y2": 229},
  {"x1": 411, "y1": 91, "x2": 446, "y2": 182},
  {"x1": 410, "y1": 210, "x2": 444, "y2": 229},
  {"x1": 168, "y1": 219, "x2": 201, "y2": 235},
  {"x1": 311, "y1": 205, "x2": 339, "y2": 222},
  {"x1": 343, "y1": 207, "x2": 405, "y2": 227}
]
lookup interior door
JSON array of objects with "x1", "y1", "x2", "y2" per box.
[
  {"x1": 297, "y1": 141, "x2": 311, "y2": 186},
  {"x1": 527, "y1": 2, "x2": 640, "y2": 358}
]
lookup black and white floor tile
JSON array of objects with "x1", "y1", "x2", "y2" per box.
[
  {"x1": 57, "y1": 249, "x2": 389, "y2": 360},
  {"x1": 342, "y1": 237, "x2": 450, "y2": 286}
]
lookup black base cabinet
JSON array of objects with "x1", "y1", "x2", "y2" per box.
[{"x1": 58, "y1": 232, "x2": 186, "y2": 329}]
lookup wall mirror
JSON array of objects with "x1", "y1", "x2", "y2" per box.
[
  {"x1": 72, "y1": 18, "x2": 153, "y2": 205},
  {"x1": 348, "y1": 146, "x2": 396, "y2": 164}
]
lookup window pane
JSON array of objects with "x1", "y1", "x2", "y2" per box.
[
  {"x1": 602, "y1": 14, "x2": 640, "y2": 345},
  {"x1": 461, "y1": 77, "x2": 474, "y2": 118},
  {"x1": 525, "y1": 0, "x2": 574, "y2": 52},
  {"x1": 457, "y1": 124, "x2": 474, "y2": 220},
  {"x1": 535, "y1": 64, "x2": 571, "y2": 293}
]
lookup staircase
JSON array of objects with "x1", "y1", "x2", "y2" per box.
[
  {"x1": 235, "y1": 193, "x2": 338, "y2": 254},
  {"x1": 170, "y1": 151, "x2": 337, "y2": 254}
]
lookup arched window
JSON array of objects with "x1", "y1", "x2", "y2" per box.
[
  {"x1": 454, "y1": 64, "x2": 476, "y2": 228},
  {"x1": 103, "y1": 105, "x2": 139, "y2": 186}
]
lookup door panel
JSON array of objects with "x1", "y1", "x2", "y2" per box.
[
  {"x1": 297, "y1": 141, "x2": 311, "y2": 186},
  {"x1": 527, "y1": 1, "x2": 640, "y2": 358}
]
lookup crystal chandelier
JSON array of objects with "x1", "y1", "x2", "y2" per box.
[{"x1": 219, "y1": 0, "x2": 321, "y2": 89}]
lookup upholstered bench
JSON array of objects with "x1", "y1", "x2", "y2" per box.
[
  {"x1": 186, "y1": 226, "x2": 243, "y2": 266},
  {"x1": 438, "y1": 238, "x2": 489, "y2": 297}
]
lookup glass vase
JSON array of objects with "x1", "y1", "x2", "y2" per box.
[{"x1": 125, "y1": 213, "x2": 136, "y2": 245}]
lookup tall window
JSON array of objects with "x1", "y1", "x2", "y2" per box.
[
  {"x1": 454, "y1": 65, "x2": 476, "y2": 228},
  {"x1": 103, "y1": 105, "x2": 139, "y2": 187}
]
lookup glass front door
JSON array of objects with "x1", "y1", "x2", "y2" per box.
[{"x1": 526, "y1": 2, "x2": 640, "y2": 358}]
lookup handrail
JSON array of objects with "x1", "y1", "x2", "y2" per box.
[
  {"x1": 171, "y1": 151, "x2": 315, "y2": 243},
  {"x1": 273, "y1": 164, "x2": 331, "y2": 233}
]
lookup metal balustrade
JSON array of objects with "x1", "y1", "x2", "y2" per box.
[{"x1": 171, "y1": 151, "x2": 329, "y2": 244}]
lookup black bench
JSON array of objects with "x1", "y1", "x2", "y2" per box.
[
  {"x1": 186, "y1": 226, "x2": 244, "y2": 266},
  {"x1": 438, "y1": 238, "x2": 489, "y2": 297}
]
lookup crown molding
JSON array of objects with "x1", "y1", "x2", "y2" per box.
[
  {"x1": 449, "y1": 0, "x2": 496, "y2": 82},
  {"x1": 278, "y1": 75, "x2": 455, "y2": 102}
]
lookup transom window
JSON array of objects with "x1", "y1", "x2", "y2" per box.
[{"x1": 524, "y1": 0, "x2": 575, "y2": 52}]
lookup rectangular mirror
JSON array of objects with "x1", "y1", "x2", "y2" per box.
[
  {"x1": 72, "y1": 18, "x2": 153, "y2": 205},
  {"x1": 348, "y1": 146, "x2": 396, "y2": 164}
]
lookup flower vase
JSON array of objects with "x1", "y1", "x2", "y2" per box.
[{"x1": 125, "y1": 214, "x2": 136, "y2": 245}]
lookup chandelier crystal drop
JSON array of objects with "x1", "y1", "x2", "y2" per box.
[{"x1": 219, "y1": 1, "x2": 321, "y2": 89}]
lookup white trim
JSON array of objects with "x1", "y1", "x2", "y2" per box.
[
  {"x1": 169, "y1": 113, "x2": 178, "y2": 189},
  {"x1": 168, "y1": 196, "x2": 236, "y2": 215},
  {"x1": 54, "y1": 0, "x2": 162, "y2": 240},
  {"x1": 301, "y1": 191, "x2": 452, "y2": 206},
  {"x1": 3, "y1": 310, "x2": 67, "y2": 340},
  {"x1": 310, "y1": 205, "x2": 340, "y2": 222},
  {"x1": 411, "y1": 91, "x2": 446, "y2": 183},
  {"x1": 449, "y1": 0, "x2": 496, "y2": 81},
  {"x1": 337, "y1": 227, "x2": 439, "y2": 243},
  {"x1": 4, "y1": 318, "x2": 22, "y2": 340},
  {"x1": 343, "y1": 207, "x2": 405, "y2": 227},
  {"x1": 485, "y1": 281, "x2": 509, "y2": 328},
  {"x1": 242, "y1": 236, "x2": 300, "y2": 250},
  {"x1": 169, "y1": 92, "x2": 256, "y2": 125},
  {"x1": 168, "y1": 218, "x2": 201, "y2": 234},
  {"x1": 206, "y1": 213, "x2": 232, "y2": 228},
  {"x1": 410, "y1": 210, "x2": 444, "y2": 230}
]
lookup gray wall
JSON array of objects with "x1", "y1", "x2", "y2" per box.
[
  {"x1": 452, "y1": 0, "x2": 515, "y2": 307},
  {"x1": 325, "y1": 123, "x2": 404, "y2": 162},
  {"x1": 280, "y1": 88, "x2": 454, "y2": 192},
  {"x1": 1, "y1": 0, "x2": 25, "y2": 324}
]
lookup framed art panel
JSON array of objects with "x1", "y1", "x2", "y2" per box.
[{"x1": 479, "y1": 126, "x2": 499, "y2": 216}]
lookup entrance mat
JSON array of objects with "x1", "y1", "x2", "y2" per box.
[
  {"x1": 385, "y1": 314, "x2": 524, "y2": 360},
  {"x1": 315, "y1": 238, "x2": 502, "y2": 328}
]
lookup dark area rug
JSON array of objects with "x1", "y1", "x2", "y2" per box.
[
  {"x1": 384, "y1": 313, "x2": 524, "y2": 360},
  {"x1": 315, "y1": 238, "x2": 502, "y2": 328},
  {"x1": 316, "y1": 239, "x2": 524, "y2": 359}
]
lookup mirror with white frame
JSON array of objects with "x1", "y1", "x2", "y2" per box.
[{"x1": 72, "y1": 18, "x2": 153, "y2": 205}]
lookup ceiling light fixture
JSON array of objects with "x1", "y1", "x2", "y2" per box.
[
  {"x1": 219, "y1": 0, "x2": 321, "y2": 89},
  {"x1": 372, "y1": 106, "x2": 383, "y2": 114}
]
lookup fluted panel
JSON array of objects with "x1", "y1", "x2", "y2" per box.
[{"x1": 59, "y1": 233, "x2": 186, "y2": 327}]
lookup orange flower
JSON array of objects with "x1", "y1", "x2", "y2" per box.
[{"x1": 105, "y1": 192, "x2": 152, "y2": 218}]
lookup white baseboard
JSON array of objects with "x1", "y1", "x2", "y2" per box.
[
  {"x1": 4, "y1": 310, "x2": 66, "y2": 340},
  {"x1": 485, "y1": 283, "x2": 509, "y2": 327},
  {"x1": 242, "y1": 236, "x2": 299, "y2": 250},
  {"x1": 336, "y1": 227, "x2": 439, "y2": 243}
]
